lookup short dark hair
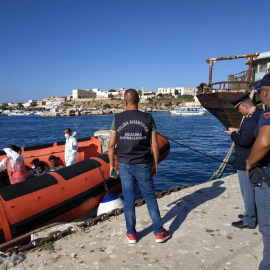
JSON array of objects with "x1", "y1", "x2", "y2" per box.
[
  {"x1": 48, "y1": 155, "x2": 59, "y2": 161},
  {"x1": 124, "y1": 89, "x2": 139, "y2": 105},
  {"x1": 65, "y1": 128, "x2": 72, "y2": 133},
  {"x1": 9, "y1": 145, "x2": 21, "y2": 154},
  {"x1": 30, "y1": 158, "x2": 40, "y2": 165},
  {"x1": 35, "y1": 162, "x2": 45, "y2": 169}
]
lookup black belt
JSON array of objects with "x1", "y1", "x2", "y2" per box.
[{"x1": 250, "y1": 166, "x2": 270, "y2": 188}]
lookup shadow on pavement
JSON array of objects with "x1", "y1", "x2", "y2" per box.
[{"x1": 138, "y1": 180, "x2": 226, "y2": 240}]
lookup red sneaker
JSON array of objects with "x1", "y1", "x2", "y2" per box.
[
  {"x1": 155, "y1": 229, "x2": 171, "y2": 243},
  {"x1": 126, "y1": 233, "x2": 137, "y2": 244}
]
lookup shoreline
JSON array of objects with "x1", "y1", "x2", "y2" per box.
[{"x1": 1, "y1": 99, "x2": 201, "y2": 117}]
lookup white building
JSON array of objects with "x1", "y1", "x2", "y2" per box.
[
  {"x1": 22, "y1": 100, "x2": 37, "y2": 107},
  {"x1": 92, "y1": 88, "x2": 109, "y2": 99},
  {"x1": 157, "y1": 87, "x2": 184, "y2": 97},
  {"x1": 141, "y1": 91, "x2": 156, "y2": 100},
  {"x1": 72, "y1": 89, "x2": 97, "y2": 99},
  {"x1": 8, "y1": 102, "x2": 19, "y2": 107},
  {"x1": 107, "y1": 91, "x2": 118, "y2": 97},
  {"x1": 157, "y1": 87, "x2": 198, "y2": 101}
]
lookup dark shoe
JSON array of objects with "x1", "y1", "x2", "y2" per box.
[
  {"x1": 238, "y1": 214, "x2": 243, "y2": 219},
  {"x1": 231, "y1": 220, "x2": 255, "y2": 229}
]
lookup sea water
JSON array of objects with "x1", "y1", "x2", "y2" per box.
[{"x1": 0, "y1": 112, "x2": 234, "y2": 191}]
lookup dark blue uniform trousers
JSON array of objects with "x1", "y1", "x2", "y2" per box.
[
  {"x1": 255, "y1": 167, "x2": 270, "y2": 270},
  {"x1": 237, "y1": 170, "x2": 257, "y2": 227}
]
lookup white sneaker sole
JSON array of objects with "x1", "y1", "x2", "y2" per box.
[
  {"x1": 126, "y1": 235, "x2": 137, "y2": 244},
  {"x1": 156, "y1": 234, "x2": 171, "y2": 243}
]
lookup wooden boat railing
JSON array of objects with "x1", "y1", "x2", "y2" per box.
[
  {"x1": 197, "y1": 80, "x2": 258, "y2": 94},
  {"x1": 198, "y1": 53, "x2": 260, "y2": 94}
]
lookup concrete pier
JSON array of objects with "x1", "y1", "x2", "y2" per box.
[{"x1": 9, "y1": 174, "x2": 262, "y2": 270}]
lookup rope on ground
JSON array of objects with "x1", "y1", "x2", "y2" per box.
[{"x1": 0, "y1": 222, "x2": 67, "y2": 251}]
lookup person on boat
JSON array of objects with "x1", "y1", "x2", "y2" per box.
[
  {"x1": 108, "y1": 89, "x2": 170, "y2": 244},
  {"x1": 225, "y1": 93, "x2": 260, "y2": 229},
  {"x1": 30, "y1": 158, "x2": 40, "y2": 168},
  {"x1": 0, "y1": 145, "x2": 28, "y2": 184},
  {"x1": 35, "y1": 162, "x2": 49, "y2": 176},
  {"x1": 246, "y1": 73, "x2": 270, "y2": 270},
  {"x1": 64, "y1": 128, "x2": 78, "y2": 166},
  {"x1": 29, "y1": 158, "x2": 40, "y2": 176},
  {"x1": 48, "y1": 155, "x2": 64, "y2": 171}
]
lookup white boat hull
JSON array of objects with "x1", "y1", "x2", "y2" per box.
[{"x1": 170, "y1": 110, "x2": 206, "y2": 116}]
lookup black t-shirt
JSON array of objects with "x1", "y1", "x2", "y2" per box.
[{"x1": 111, "y1": 110, "x2": 157, "y2": 164}]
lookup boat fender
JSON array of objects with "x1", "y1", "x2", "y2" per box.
[
  {"x1": 94, "y1": 130, "x2": 110, "y2": 153},
  {"x1": 97, "y1": 193, "x2": 123, "y2": 216}
]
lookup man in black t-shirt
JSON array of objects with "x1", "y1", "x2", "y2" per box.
[{"x1": 108, "y1": 89, "x2": 170, "y2": 244}]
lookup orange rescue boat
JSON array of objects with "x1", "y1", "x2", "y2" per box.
[{"x1": 0, "y1": 132, "x2": 170, "y2": 247}]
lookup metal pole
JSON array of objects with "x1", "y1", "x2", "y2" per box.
[{"x1": 209, "y1": 60, "x2": 213, "y2": 85}]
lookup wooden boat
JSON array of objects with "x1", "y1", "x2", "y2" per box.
[
  {"x1": 0, "y1": 133, "x2": 170, "y2": 248},
  {"x1": 197, "y1": 51, "x2": 270, "y2": 129},
  {"x1": 170, "y1": 107, "x2": 206, "y2": 116}
]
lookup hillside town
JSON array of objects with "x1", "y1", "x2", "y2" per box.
[{"x1": 0, "y1": 87, "x2": 200, "y2": 116}]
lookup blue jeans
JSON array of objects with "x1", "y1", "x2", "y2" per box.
[{"x1": 119, "y1": 162, "x2": 163, "y2": 235}]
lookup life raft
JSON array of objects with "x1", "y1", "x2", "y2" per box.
[
  {"x1": 0, "y1": 133, "x2": 170, "y2": 248},
  {"x1": 0, "y1": 136, "x2": 103, "y2": 169}
]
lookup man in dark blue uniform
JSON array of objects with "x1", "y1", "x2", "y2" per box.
[
  {"x1": 225, "y1": 93, "x2": 261, "y2": 228},
  {"x1": 108, "y1": 89, "x2": 170, "y2": 244},
  {"x1": 246, "y1": 73, "x2": 270, "y2": 270}
]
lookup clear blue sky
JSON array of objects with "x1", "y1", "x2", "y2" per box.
[{"x1": 0, "y1": 0, "x2": 269, "y2": 102}]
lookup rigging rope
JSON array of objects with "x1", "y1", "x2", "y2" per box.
[
  {"x1": 92, "y1": 159, "x2": 110, "y2": 193},
  {"x1": 158, "y1": 133, "x2": 235, "y2": 167},
  {"x1": 207, "y1": 142, "x2": 235, "y2": 181}
]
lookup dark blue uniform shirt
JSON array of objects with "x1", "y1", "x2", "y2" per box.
[
  {"x1": 231, "y1": 108, "x2": 261, "y2": 170},
  {"x1": 254, "y1": 107, "x2": 270, "y2": 166}
]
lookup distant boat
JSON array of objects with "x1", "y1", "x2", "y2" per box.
[
  {"x1": 8, "y1": 111, "x2": 26, "y2": 116},
  {"x1": 24, "y1": 112, "x2": 35, "y2": 116},
  {"x1": 170, "y1": 107, "x2": 207, "y2": 116}
]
